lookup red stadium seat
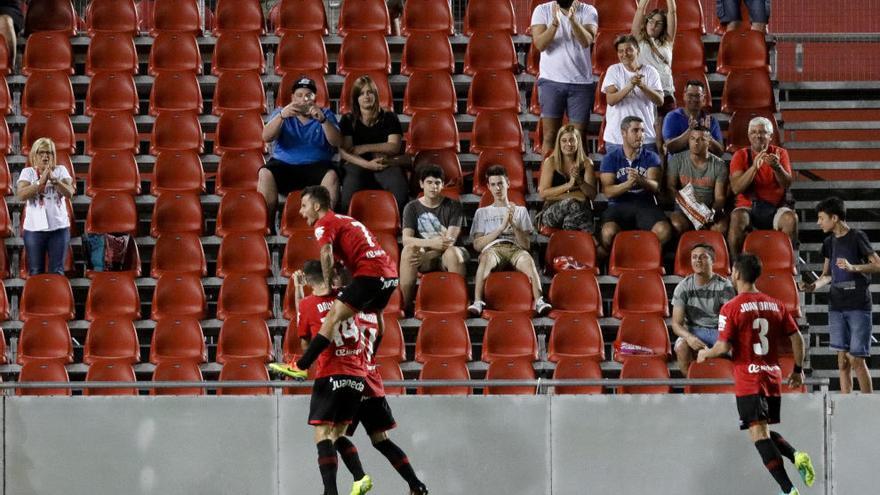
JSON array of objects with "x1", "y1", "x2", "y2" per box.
[
  {"x1": 22, "y1": 32, "x2": 73, "y2": 75},
  {"x1": 472, "y1": 149, "x2": 526, "y2": 195},
  {"x1": 0, "y1": 119, "x2": 8, "y2": 155},
  {"x1": 375, "y1": 357, "x2": 404, "y2": 395},
  {"x1": 400, "y1": 32, "x2": 454, "y2": 76},
  {"x1": 726, "y1": 110, "x2": 780, "y2": 152},
  {"x1": 151, "y1": 0, "x2": 201, "y2": 35},
  {"x1": 149, "y1": 71, "x2": 202, "y2": 115},
  {"x1": 674, "y1": 230, "x2": 731, "y2": 277},
  {"x1": 553, "y1": 358, "x2": 604, "y2": 395},
  {"x1": 464, "y1": 0, "x2": 516, "y2": 35},
  {"x1": 470, "y1": 111, "x2": 523, "y2": 153},
  {"x1": 0, "y1": 77, "x2": 9, "y2": 114},
  {"x1": 20, "y1": 274, "x2": 75, "y2": 321},
  {"x1": 612, "y1": 271, "x2": 669, "y2": 319},
  {"x1": 85, "y1": 272, "x2": 141, "y2": 321},
  {"x1": 348, "y1": 189, "x2": 400, "y2": 236},
  {"x1": 217, "y1": 274, "x2": 272, "y2": 320},
  {"x1": 403, "y1": 70, "x2": 456, "y2": 115},
  {"x1": 150, "y1": 318, "x2": 207, "y2": 364},
  {"x1": 482, "y1": 314, "x2": 538, "y2": 363},
  {"x1": 526, "y1": 43, "x2": 540, "y2": 76},
  {"x1": 591, "y1": 71, "x2": 607, "y2": 115},
  {"x1": 280, "y1": 191, "x2": 311, "y2": 235},
  {"x1": 149, "y1": 33, "x2": 202, "y2": 75},
  {"x1": 755, "y1": 271, "x2": 801, "y2": 318},
  {"x1": 414, "y1": 272, "x2": 469, "y2": 320},
  {"x1": 216, "y1": 150, "x2": 264, "y2": 195},
  {"x1": 86, "y1": 72, "x2": 139, "y2": 115},
  {"x1": 151, "y1": 233, "x2": 207, "y2": 278},
  {"x1": 402, "y1": 0, "x2": 454, "y2": 35},
  {"x1": 215, "y1": 190, "x2": 270, "y2": 237},
  {"x1": 275, "y1": 0, "x2": 328, "y2": 34},
  {"x1": 217, "y1": 360, "x2": 271, "y2": 395},
  {"x1": 463, "y1": 31, "x2": 517, "y2": 76},
  {"x1": 376, "y1": 231, "x2": 400, "y2": 267},
  {"x1": 85, "y1": 0, "x2": 139, "y2": 35},
  {"x1": 609, "y1": 230, "x2": 665, "y2": 276},
  {"x1": 671, "y1": 30, "x2": 706, "y2": 72},
  {"x1": 85, "y1": 151, "x2": 140, "y2": 196},
  {"x1": 418, "y1": 358, "x2": 471, "y2": 395},
  {"x1": 548, "y1": 271, "x2": 603, "y2": 318},
  {"x1": 21, "y1": 70, "x2": 74, "y2": 116},
  {"x1": 281, "y1": 230, "x2": 321, "y2": 278},
  {"x1": 215, "y1": 110, "x2": 269, "y2": 155},
  {"x1": 484, "y1": 359, "x2": 536, "y2": 395},
  {"x1": 17, "y1": 361, "x2": 70, "y2": 396},
  {"x1": 212, "y1": 32, "x2": 265, "y2": 75},
  {"x1": 337, "y1": 32, "x2": 391, "y2": 76},
  {"x1": 217, "y1": 317, "x2": 273, "y2": 364},
  {"x1": 411, "y1": 149, "x2": 463, "y2": 197},
  {"x1": 384, "y1": 287, "x2": 404, "y2": 318},
  {"x1": 281, "y1": 319, "x2": 305, "y2": 364},
  {"x1": 214, "y1": 0, "x2": 265, "y2": 35},
  {"x1": 619, "y1": 355, "x2": 670, "y2": 394},
  {"x1": 84, "y1": 362, "x2": 137, "y2": 396},
  {"x1": 275, "y1": 31, "x2": 327, "y2": 75},
  {"x1": 478, "y1": 189, "x2": 526, "y2": 208},
  {"x1": 150, "y1": 111, "x2": 204, "y2": 154},
  {"x1": 151, "y1": 360, "x2": 205, "y2": 395},
  {"x1": 0, "y1": 196, "x2": 11, "y2": 238},
  {"x1": 482, "y1": 271, "x2": 535, "y2": 318},
  {"x1": 545, "y1": 231, "x2": 598, "y2": 275},
  {"x1": 86, "y1": 192, "x2": 138, "y2": 235},
  {"x1": 547, "y1": 313, "x2": 605, "y2": 362},
  {"x1": 86, "y1": 33, "x2": 138, "y2": 75},
  {"x1": 594, "y1": 0, "x2": 636, "y2": 30},
  {"x1": 592, "y1": 30, "x2": 628, "y2": 75},
  {"x1": 717, "y1": 29, "x2": 769, "y2": 75},
  {"x1": 721, "y1": 69, "x2": 775, "y2": 113},
  {"x1": 216, "y1": 233, "x2": 271, "y2": 278},
  {"x1": 657, "y1": 0, "x2": 704, "y2": 33},
  {"x1": 337, "y1": 0, "x2": 390, "y2": 35},
  {"x1": 375, "y1": 315, "x2": 406, "y2": 362},
  {"x1": 406, "y1": 111, "x2": 459, "y2": 154},
  {"x1": 17, "y1": 317, "x2": 73, "y2": 364},
  {"x1": 613, "y1": 315, "x2": 671, "y2": 363},
  {"x1": 743, "y1": 230, "x2": 796, "y2": 274},
  {"x1": 685, "y1": 357, "x2": 735, "y2": 394},
  {"x1": 281, "y1": 275, "x2": 304, "y2": 321},
  {"x1": 213, "y1": 70, "x2": 266, "y2": 115},
  {"x1": 337, "y1": 71, "x2": 393, "y2": 115},
  {"x1": 83, "y1": 318, "x2": 140, "y2": 364},
  {"x1": 22, "y1": 111, "x2": 75, "y2": 155},
  {"x1": 151, "y1": 150, "x2": 206, "y2": 195},
  {"x1": 151, "y1": 273, "x2": 207, "y2": 321},
  {"x1": 414, "y1": 316, "x2": 471, "y2": 363},
  {"x1": 24, "y1": 0, "x2": 77, "y2": 36},
  {"x1": 467, "y1": 70, "x2": 521, "y2": 115},
  {"x1": 0, "y1": 242, "x2": 8, "y2": 279},
  {"x1": 86, "y1": 111, "x2": 139, "y2": 155},
  {"x1": 150, "y1": 192, "x2": 203, "y2": 237}
]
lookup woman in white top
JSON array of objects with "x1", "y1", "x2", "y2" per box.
[
  {"x1": 633, "y1": 0, "x2": 678, "y2": 153},
  {"x1": 16, "y1": 137, "x2": 75, "y2": 275}
]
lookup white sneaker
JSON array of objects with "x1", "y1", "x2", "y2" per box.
[
  {"x1": 467, "y1": 300, "x2": 485, "y2": 316},
  {"x1": 535, "y1": 297, "x2": 552, "y2": 315}
]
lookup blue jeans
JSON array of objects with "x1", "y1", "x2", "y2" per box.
[
  {"x1": 23, "y1": 228, "x2": 70, "y2": 275},
  {"x1": 829, "y1": 309, "x2": 873, "y2": 358}
]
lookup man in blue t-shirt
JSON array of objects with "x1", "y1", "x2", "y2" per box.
[
  {"x1": 260, "y1": 76, "x2": 342, "y2": 223},
  {"x1": 662, "y1": 79, "x2": 724, "y2": 157},
  {"x1": 599, "y1": 116, "x2": 672, "y2": 256}
]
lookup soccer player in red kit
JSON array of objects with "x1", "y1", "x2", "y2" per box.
[{"x1": 698, "y1": 254, "x2": 815, "y2": 495}]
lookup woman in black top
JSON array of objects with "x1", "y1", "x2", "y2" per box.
[
  {"x1": 338, "y1": 75, "x2": 409, "y2": 214},
  {"x1": 536, "y1": 125, "x2": 597, "y2": 232}
]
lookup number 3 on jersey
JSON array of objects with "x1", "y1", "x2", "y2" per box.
[{"x1": 752, "y1": 318, "x2": 769, "y2": 356}]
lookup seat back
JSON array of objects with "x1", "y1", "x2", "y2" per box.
[
  {"x1": 743, "y1": 230, "x2": 795, "y2": 274},
  {"x1": 85, "y1": 272, "x2": 141, "y2": 321},
  {"x1": 545, "y1": 231, "x2": 598, "y2": 275},
  {"x1": 215, "y1": 191, "x2": 270, "y2": 237},
  {"x1": 375, "y1": 316, "x2": 406, "y2": 362},
  {"x1": 613, "y1": 315, "x2": 671, "y2": 363},
  {"x1": 717, "y1": 29, "x2": 768, "y2": 74},
  {"x1": 87, "y1": 33, "x2": 139, "y2": 75},
  {"x1": 281, "y1": 231, "x2": 321, "y2": 278},
  {"x1": 150, "y1": 192, "x2": 203, "y2": 237},
  {"x1": 217, "y1": 359, "x2": 271, "y2": 395},
  {"x1": 151, "y1": 273, "x2": 207, "y2": 320},
  {"x1": 348, "y1": 190, "x2": 400, "y2": 235},
  {"x1": 403, "y1": 70, "x2": 456, "y2": 115},
  {"x1": 721, "y1": 69, "x2": 776, "y2": 113},
  {"x1": 612, "y1": 271, "x2": 669, "y2": 319},
  {"x1": 216, "y1": 234, "x2": 271, "y2": 277},
  {"x1": 83, "y1": 318, "x2": 140, "y2": 364},
  {"x1": 18, "y1": 317, "x2": 73, "y2": 364},
  {"x1": 149, "y1": 71, "x2": 202, "y2": 115},
  {"x1": 481, "y1": 314, "x2": 538, "y2": 363},
  {"x1": 217, "y1": 317, "x2": 273, "y2": 363},
  {"x1": 484, "y1": 359, "x2": 536, "y2": 395},
  {"x1": 150, "y1": 110, "x2": 204, "y2": 154},
  {"x1": 402, "y1": 0, "x2": 454, "y2": 35},
  {"x1": 22, "y1": 70, "x2": 75, "y2": 116},
  {"x1": 276, "y1": 31, "x2": 328, "y2": 74},
  {"x1": 609, "y1": 230, "x2": 664, "y2": 276},
  {"x1": 216, "y1": 150, "x2": 264, "y2": 195},
  {"x1": 86, "y1": 0, "x2": 139, "y2": 35},
  {"x1": 418, "y1": 358, "x2": 471, "y2": 395},
  {"x1": 18, "y1": 361, "x2": 71, "y2": 396},
  {"x1": 214, "y1": 70, "x2": 267, "y2": 115},
  {"x1": 674, "y1": 230, "x2": 731, "y2": 277},
  {"x1": 548, "y1": 271, "x2": 603, "y2": 317},
  {"x1": 149, "y1": 33, "x2": 202, "y2": 74},
  {"x1": 483, "y1": 271, "x2": 534, "y2": 317},
  {"x1": 86, "y1": 151, "x2": 141, "y2": 196},
  {"x1": 619, "y1": 355, "x2": 670, "y2": 394},
  {"x1": 755, "y1": 271, "x2": 802, "y2": 318},
  {"x1": 276, "y1": 0, "x2": 328, "y2": 34},
  {"x1": 212, "y1": 32, "x2": 265, "y2": 75},
  {"x1": 25, "y1": 0, "x2": 77, "y2": 36},
  {"x1": 151, "y1": 0, "x2": 202, "y2": 35},
  {"x1": 400, "y1": 32, "x2": 454, "y2": 75},
  {"x1": 547, "y1": 313, "x2": 604, "y2": 362},
  {"x1": 150, "y1": 317, "x2": 207, "y2": 364},
  {"x1": 21, "y1": 274, "x2": 75, "y2": 321},
  {"x1": 553, "y1": 358, "x2": 603, "y2": 395},
  {"x1": 415, "y1": 316, "x2": 472, "y2": 362},
  {"x1": 470, "y1": 110, "x2": 523, "y2": 153},
  {"x1": 337, "y1": 0, "x2": 391, "y2": 35},
  {"x1": 414, "y1": 272, "x2": 468, "y2": 319},
  {"x1": 151, "y1": 360, "x2": 205, "y2": 395},
  {"x1": 463, "y1": 31, "x2": 517, "y2": 75},
  {"x1": 86, "y1": 71, "x2": 139, "y2": 115},
  {"x1": 463, "y1": 0, "x2": 517, "y2": 35},
  {"x1": 151, "y1": 150, "x2": 206, "y2": 195},
  {"x1": 214, "y1": 0, "x2": 265, "y2": 35},
  {"x1": 685, "y1": 358, "x2": 735, "y2": 393},
  {"x1": 337, "y1": 32, "x2": 391, "y2": 76},
  {"x1": 87, "y1": 111, "x2": 139, "y2": 155},
  {"x1": 151, "y1": 233, "x2": 207, "y2": 278},
  {"x1": 406, "y1": 111, "x2": 459, "y2": 154},
  {"x1": 217, "y1": 274, "x2": 272, "y2": 320}
]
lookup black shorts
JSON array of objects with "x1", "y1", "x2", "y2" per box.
[
  {"x1": 346, "y1": 396, "x2": 397, "y2": 436},
  {"x1": 0, "y1": 1, "x2": 23, "y2": 34},
  {"x1": 736, "y1": 394, "x2": 781, "y2": 430},
  {"x1": 338, "y1": 276, "x2": 399, "y2": 313},
  {"x1": 601, "y1": 201, "x2": 668, "y2": 231},
  {"x1": 264, "y1": 159, "x2": 334, "y2": 196},
  {"x1": 308, "y1": 375, "x2": 366, "y2": 426}
]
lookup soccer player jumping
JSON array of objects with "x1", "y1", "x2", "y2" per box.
[{"x1": 698, "y1": 254, "x2": 816, "y2": 495}]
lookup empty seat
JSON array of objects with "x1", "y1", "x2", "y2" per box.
[
  {"x1": 0, "y1": 76, "x2": 9, "y2": 114},
  {"x1": 0, "y1": 196, "x2": 10, "y2": 237},
  {"x1": 463, "y1": 0, "x2": 516, "y2": 35},
  {"x1": 84, "y1": 362, "x2": 138, "y2": 396},
  {"x1": 674, "y1": 230, "x2": 731, "y2": 277},
  {"x1": 717, "y1": 29, "x2": 768, "y2": 75},
  {"x1": 414, "y1": 316, "x2": 471, "y2": 363},
  {"x1": 609, "y1": 230, "x2": 665, "y2": 276},
  {"x1": 151, "y1": 192, "x2": 203, "y2": 237},
  {"x1": 484, "y1": 359, "x2": 536, "y2": 395},
  {"x1": 727, "y1": 110, "x2": 780, "y2": 152},
  {"x1": 85, "y1": 0, "x2": 139, "y2": 35},
  {"x1": 375, "y1": 357, "x2": 404, "y2": 395},
  {"x1": 22, "y1": 31, "x2": 73, "y2": 75},
  {"x1": 417, "y1": 358, "x2": 471, "y2": 395},
  {"x1": 552, "y1": 358, "x2": 604, "y2": 395},
  {"x1": 721, "y1": 69, "x2": 775, "y2": 113},
  {"x1": 151, "y1": 273, "x2": 207, "y2": 321},
  {"x1": 212, "y1": 32, "x2": 265, "y2": 75},
  {"x1": 150, "y1": 317, "x2": 207, "y2": 364},
  {"x1": 755, "y1": 271, "x2": 801, "y2": 318},
  {"x1": 612, "y1": 271, "x2": 669, "y2": 319},
  {"x1": 463, "y1": 31, "x2": 517, "y2": 75},
  {"x1": 215, "y1": 150, "x2": 264, "y2": 195},
  {"x1": 216, "y1": 317, "x2": 273, "y2": 364},
  {"x1": 216, "y1": 233, "x2": 271, "y2": 277},
  {"x1": 618, "y1": 356, "x2": 670, "y2": 394},
  {"x1": 86, "y1": 71, "x2": 139, "y2": 115},
  {"x1": 406, "y1": 110, "x2": 459, "y2": 154},
  {"x1": 685, "y1": 357, "x2": 735, "y2": 394},
  {"x1": 402, "y1": 70, "x2": 456, "y2": 115},
  {"x1": 275, "y1": 31, "x2": 328, "y2": 76},
  {"x1": 410, "y1": 149, "x2": 463, "y2": 197},
  {"x1": 469, "y1": 110, "x2": 523, "y2": 153},
  {"x1": 217, "y1": 360, "x2": 271, "y2": 395},
  {"x1": 17, "y1": 361, "x2": 71, "y2": 396},
  {"x1": 348, "y1": 189, "x2": 400, "y2": 235},
  {"x1": 471, "y1": 149, "x2": 526, "y2": 195},
  {"x1": 151, "y1": 150, "x2": 206, "y2": 195},
  {"x1": 149, "y1": 71, "x2": 203, "y2": 115},
  {"x1": 215, "y1": 191, "x2": 270, "y2": 237},
  {"x1": 338, "y1": 71, "x2": 393, "y2": 115},
  {"x1": 17, "y1": 317, "x2": 73, "y2": 364},
  {"x1": 526, "y1": 43, "x2": 540, "y2": 76},
  {"x1": 743, "y1": 230, "x2": 796, "y2": 274},
  {"x1": 337, "y1": 0, "x2": 390, "y2": 35},
  {"x1": 86, "y1": 111, "x2": 139, "y2": 154},
  {"x1": 151, "y1": 360, "x2": 205, "y2": 395},
  {"x1": 86, "y1": 192, "x2": 138, "y2": 235},
  {"x1": 281, "y1": 230, "x2": 321, "y2": 277},
  {"x1": 482, "y1": 271, "x2": 534, "y2": 318},
  {"x1": 84, "y1": 151, "x2": 139, "y2": 196},
  {"x1": 280, "y1": 190, "x2": 311, "y2": 235},
  {"x1": 375, "y1": 315, "x2": 406, "y2": 362},
  {"x1": 384, "y1": 287, "x2": 404, "y2": 317},
  {"x1": 83, "y1": 318, "x2": 140, "y2": 364},
  {"x1": 400, "y1": 32, "x2": 454, "y2": 75},
  {"x1": 86, "y1": 33, "x2": 139, "y2": 75},
  {"x1": 467, "y1": 70, "x2": 521, "y2": 115},
  {"x1": 547, "y1": 313, "x2": 604, "y2": 362},
  {"x1": 20, "y1": 274, "x2": 75, "y2": 321},
  {"x1": 375, "y1": 231, "x2": 401, "y2": 267},
  {"x1": 274, "y1": 0, "x2": 328, "y2": 34},
  {"x1": 0, "y1": 242, "x2": 8, "y2": 279},
  {"x1": 151, "y1": 233, "x2": 207, "y2": 278},
  {"x1": 545, "y1": 231, "x2": 598, "y2": 275},
  {"x1": 214, "y1": 110, "x2": 268, "y2": 155},
  {"x1": 613, "y1": 315, "x2": 671, "y2": 363},
  {"x1": 24, "y1": 0, "x2": 77, "y2": 36},
  {"x1": 281, "y1": 319, "x2": 305, "y2": 363},
  {"x1": 150, "y1": 111, "x2": 204, "y2": 154},
  {"x1": 593, "y1": 0, "x2": 636, "y2": 30},
  {"x1": 548, "y1": 270, "x2": 603, "y2": 318},
  {"x1": 23, "y1": 111, "x2": 75, "y2": 155},
  {"x1": 217, "y1": 274, "x2": 272, "y2": 320},
  {"x1": 482, "y1": 313, "x2": 538, "y2": 364},
  {"x1": 151, "y1": 0, "x2": 201, "y2": 35},
  {"x1": 214, "y1": 0, "x2": 265, "y2": 35},
  {"x1": 401, "y1": 0, "x2": 453, "y2": 35},
  {"x1": 337, "y1": 32, "x2": 391, "y2": 76},
  {"x1": 21, "y1": 70, "x2": 75, "y2": 116},
  {"x1": 671, "y1": 30, "x2": 706, "y2": 72},
  {"x1": 658, "y1": 0, "x2": 704, "y2": 33},
  {"x1": 148, "y1": 33, "x2": 202, "y2": 75},
  {"x1": 213, "y1": 70, "x2": 266, "y2": 115},
  {"x1": 414, "y1": 272, "x2": 468, "y2": 319},
  {"x1": 85, "y1": 272, "x2": 141, "y2": 321}
]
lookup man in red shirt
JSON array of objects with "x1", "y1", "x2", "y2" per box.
[
  {"x1": 727, "y1": 116, "x2": 798, "y2": 257},
  {"x1": 698, "y1": 254, "x2": 815, "y2": 495}
]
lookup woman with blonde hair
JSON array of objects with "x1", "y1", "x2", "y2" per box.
[
  {"x1": 338, "y1": 74, "x2": 409, "y2": 214},
  {"x1": 16, "y1": 137, "x2": 75, "y2": 274},
  {"x1": 536, "y1": 125, "x2": 597, "y2": 232}
]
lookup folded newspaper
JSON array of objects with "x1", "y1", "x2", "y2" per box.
[{"x1": 675, "y1": 183, "x2": 714, "y2": 229}]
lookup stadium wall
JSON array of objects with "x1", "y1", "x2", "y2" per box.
[{"x1": 2, "y1": 394, "x2": 877, "y2": 494}]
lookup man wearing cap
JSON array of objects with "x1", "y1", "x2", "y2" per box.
[{"x1": 261, "y1": 75, "x2": 343, "y2": 225}]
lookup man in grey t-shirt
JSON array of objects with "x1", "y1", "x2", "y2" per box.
[
  {"x1": 671, "y1": 243, "x2": 735, "y2": 374},
  {"x1": 666, "y1": 126, "x2": 730, "y2": 237}
]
